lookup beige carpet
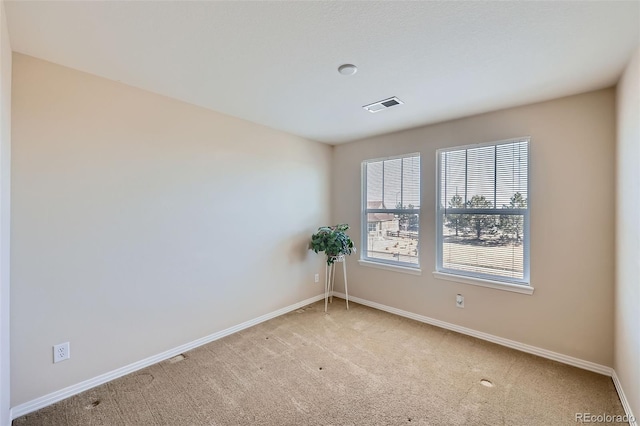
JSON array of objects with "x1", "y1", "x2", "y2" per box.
[{"x1": 14, "y1": 300, "x2": 624, "y2": 425}]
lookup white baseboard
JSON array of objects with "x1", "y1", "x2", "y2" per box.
[
  {"x1": 13, "y1": 292, "x2": 633, "y2": 423},
  {"x1": 333, "y1": 292, "x2": 612, "y2": 376},
  {"x1": 10, "y1": 294, "x2": 325, "y2": 420},
  {"x1": 612, "y1": 369, "x2": 638, "y2": 426},
  {"x1": 334, "y1": 293, "x2": 640, "y2": 423}
]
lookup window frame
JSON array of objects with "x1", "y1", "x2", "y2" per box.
[
  {"x1": 435, "y1": 137, "x2": 531, "y2": 287},
  {"x1": 361, "y1": 152, "x2": 421, "y2": 271}
]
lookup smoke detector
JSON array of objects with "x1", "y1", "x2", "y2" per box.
[
  {"x1": 363, "y1": 97, "x2": 404, "y2": 113},
  {"x1": 338, "y1": 64, "x2": 358, "y2": 75}
]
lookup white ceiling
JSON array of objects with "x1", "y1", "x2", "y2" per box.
[{"x1": 5, "y1": 1, "x2": 639, "y2": 144}]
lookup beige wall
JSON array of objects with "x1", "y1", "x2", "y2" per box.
[
  {"x1": 333, "y1": 89, "x2": 616, "y2": 366},
  {"x1": 10, "y1": 53, "x2": 331, "y2": 406},
  {"x1": 0, "y1": 1, "x2": 11, "y2": 424},
  {"x1": 615, "y1": 47, "x2": 639, "y2": 419}
]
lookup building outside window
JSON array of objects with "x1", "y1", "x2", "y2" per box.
[{"x1": 362, "y1": 153, "x2": 420, "y2": 268}]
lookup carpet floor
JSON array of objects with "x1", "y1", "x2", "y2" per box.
[{"x1": 13, "y1": 300, "x2": 625, "y2": 425}]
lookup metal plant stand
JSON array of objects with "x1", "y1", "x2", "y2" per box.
[{"x1": 324, "y1": 255, "x2": 349, "y2": 312}]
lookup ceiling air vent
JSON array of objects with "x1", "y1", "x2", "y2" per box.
[{"x1": 363, "y1": 96, "x2": 404, "y2": 113}]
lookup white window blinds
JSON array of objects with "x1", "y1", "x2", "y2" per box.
[
  {"x1": 363, "y1": 154, "x2": 420, "y2": 267},
  {"x1": 437, "y1": 139, "x2": 529, "y2": 283}
]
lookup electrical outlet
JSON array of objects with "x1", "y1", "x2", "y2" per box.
[
  {"x1": 314, "y1": 273, "x2": 319, "y2": 283},
  {"x1": 53, "y1": 342, "x2": 70, "y2": 363},
  {"x1": 456, "y1": 294, "x2": 464, "y2": 308}
]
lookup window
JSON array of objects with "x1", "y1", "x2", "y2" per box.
[
  {"x1": 362, "y1": 153, "x2": 420, "y2": 269},
  {"x1": 436, "y1": 138, "x2": 529, "y2": 285}
]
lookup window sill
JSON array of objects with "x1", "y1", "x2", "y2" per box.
[
  {"x1": 432, "y1": 271, "x2": 534, "y2": 295},
  {"x1": 358, "y1": 260, "x2": 422, "y2": 276}
]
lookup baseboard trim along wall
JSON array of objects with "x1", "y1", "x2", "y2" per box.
[
  {"x1": 332, "y1": 292, "x2": 612, "y2": 375},
  {"x1": 12, "y1": 292, "x2": 635, "y2": 423},
  {"x1": 611, "y1": 369, "x2": 638, "y2": 426},
  {"x1": 333, "y1": 292, "x2": 640, "y2": 424},
  {"x1": 10, "y1": 294, "x2": 326, "y2": 420}
]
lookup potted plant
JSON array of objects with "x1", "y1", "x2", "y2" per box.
[{"x1": 310, "y1": 224, "x2": 356, "y2": 265}]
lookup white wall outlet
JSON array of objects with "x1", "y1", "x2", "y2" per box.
[
  {"x1": 53, "y1": 342, "x2": 70, "y2": 363},
  {"x1": 456, "y1": 294, "x2": 464, "y2": 308},
  {"x1": 314, "y1": 273, "x2": 319, "y2": 283}
]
